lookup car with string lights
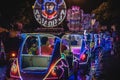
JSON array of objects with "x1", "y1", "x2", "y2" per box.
[
  {"x1": 9, "y1": 33, "x2": 69, "y2": 80},
  {"x1": 61, "y1": 33, "x2": 91, "y2": 77}
]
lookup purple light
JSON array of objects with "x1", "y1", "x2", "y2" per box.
[{"x1": 71, "y1": 47, "x2": 80, "y2": 55}]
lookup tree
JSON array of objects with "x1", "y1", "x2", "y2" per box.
[
  {"x1": 92, "y1": 1, "x2": 120, "y2": 25},
  {"x1": 92, "y1": 2, "x2": 110, "y2": 25}
]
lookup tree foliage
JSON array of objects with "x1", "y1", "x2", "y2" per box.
[
  {"x1": 92, "y1": 1, "x2": 120, "y2": 25},
  {"x1": 92, "y1": 2, "x2": 109, "y2": 24}
]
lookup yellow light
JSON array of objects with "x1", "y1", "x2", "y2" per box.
[
  {"x1": 11, "y1": 62, "x2": 17, "y2": 74},
  {"x1": 32, "y1": 5, "x2": 34, "y2": 9},
  {"x1": 91, "y1": 19, "x2": 96, "y2": 26},
  {"x1": 11, "y1": 53, "x2": 16, "y2": 57}
]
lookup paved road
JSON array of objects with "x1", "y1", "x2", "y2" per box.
[
  {"x1": 0, "y1": 65, "x2": 7, "y2": 80},
  {"x1": 1, "y1": 55, "x2": 120, "y2": 80},
  {"x1": 102, "y1": 55, "x2": 120, "y2": 80}
]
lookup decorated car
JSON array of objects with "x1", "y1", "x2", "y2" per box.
[
  {"x1": 10, "y1": 33, "x2": 69, "y2": 80},
  {"x1": 61, "y1": 33, "x2": 91, "y2": 78}
]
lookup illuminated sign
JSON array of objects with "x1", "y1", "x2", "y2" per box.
[{"x1": 33, "y1": 0, "x2": 66, "y2": 27}]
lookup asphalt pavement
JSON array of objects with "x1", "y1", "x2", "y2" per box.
[
  {"x1": 0, "y1": 65, "x2": 7, "y2": 80},
  {"x1": 0, "y1": 54, "x2": 120, "y2": 80}
]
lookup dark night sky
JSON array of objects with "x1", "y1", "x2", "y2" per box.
[
  {"x1": 1, "y1": 0, "x2": 120, "y2": 28},
  {"x1": 0, "y1": 0, "x2": 107, "y2": 28},
  {"x1": 0, "y1": 0, "x2": 107, "y2": 17}
]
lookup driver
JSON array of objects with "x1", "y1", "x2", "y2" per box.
[{"x1": 41, "y1": 37, "x2": 53, "y2": 55}]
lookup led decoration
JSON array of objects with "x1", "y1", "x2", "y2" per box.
[
  {"x1": 11, "y1": 61, "x2": 17, "y2": 75},
  {"x1": 80, "y1": 54, "x2": 86, "y2": 60},
  {"x1": 67, "y1": 6, "x2": 82, "y2": 31},
  {"x1": 10, "y1": 59, "x2": 21, "y2": 79},
  {"x1": 33, "y1": 0, "x2": 66, "y2": 27},
  {"x1": 44, "y1": 58, "x2": 68, "y2": 80},
  {"x1": 90, "y1": 41, "x2": 95, "y2": 48},
  {"x1": 73, "y1": 36, "x2": 90, "y2": 65},
  {"x1": 43, "y1": 58, "x2": 61, "y2": 80},
  {"x1": 67, "y1": 7, "x2": 99, "y2": 32},
  {"x1": 71, "y1": 47, "x2": 80, "y2": 55}
]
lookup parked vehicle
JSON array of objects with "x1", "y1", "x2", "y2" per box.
[
  {"x1": 10, "y1": 33, "x2": 68, "y2": 80},
  {"x1": 61, "y1": 33, "x2": 91, "y2": 79}
]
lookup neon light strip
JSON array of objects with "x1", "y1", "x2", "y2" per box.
[
  {"x1": 57, "y1": 60, "x2": 68, "y2": 78},
  {"x1": 45, "y1": 59, "x2": 68, "y2": 80},
  {"x1": 73, "y1": 44, "x2": 90, "y2": 65},
  {"x1": 16, "y1": 58, "x2": 23, "y2": 80},
  {"x1": 45, "y1": 77, "x2": 58, "y2": 80},
  {"x1": 43, "y1": 58, "x2": 62, "y2": 80},
  {"x1": 20, "y1": 35, "x2": 29, "y2": 71},
  {"x1": 59, "y1": 67, "x2": 64, "y2": 78},
  {"x1": 37, "y1": 36, "x2": 41, "y2": 55}
]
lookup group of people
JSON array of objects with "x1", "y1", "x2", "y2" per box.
[
  {"x1": 28, "y1": 35, "x2": 79, "y2": 56},
  {"x1": 28, "y1": 37, "x2": 53, "y2": 56}
]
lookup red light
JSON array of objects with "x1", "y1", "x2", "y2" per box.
[
  {"x1": 51, "y1": 69, "x2": 57, "y2": 77},
  {"x1": 80, "y1": 54, "x2": 86, "y2": 61}
]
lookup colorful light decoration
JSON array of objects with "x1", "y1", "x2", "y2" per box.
[
  {"x1": 51, "y1": 69, "x2": 57, "y2": 77},
  {"x1": 67, "y1": 7, "x2": 99, "y2": 32},
  {"x1": 33, "y1": 0, "x2": 66, "y2": 27},
  {"x1": 11, "y1": 53, "x2": 16, "y2": 58},
  {"x1": 10, "y1": 59, "x2": 22, "y2": 79},
  {"x1": 11, "y1": 61, "x2": 18, "y2": 75},
  {"x1": 80, "y1": 54, "x2": 86, "y2": 61},
  {"x1": 67, "y1": 6, "x2": 81, "y2": 32},
  {"x1": 44, "y1": 58, "x2": 68, "y2": 80}
]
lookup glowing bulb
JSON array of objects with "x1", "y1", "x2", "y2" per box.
[
  {"x1": 11, "y1": 53, "x2": 16, "y2": 57},
  {"x1": 32, "y1": 5, "x2": 34, "y2": 9},
  {"x1": 80, "y1": 54, "x2": 86, "y2": 60}
]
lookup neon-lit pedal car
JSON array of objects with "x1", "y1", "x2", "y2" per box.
[
  {"x1": 10, "y1": 33, "x2": 68, "y2": 80},
  {"x1": 0, "y1": 40, "x2": 6, "y2": 66},
  {"x1": 61, "y1": 33, "x2": 91, "y2": 76},
  {"x1": 90, "y1": 33, "x2": 112, "y2": 79}
]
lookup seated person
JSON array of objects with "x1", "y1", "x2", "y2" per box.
[
  {"x1": 61, "y1": 44, "x2": 73, "y2": 69},
  {"x1": 61, "y1": 44, "x2": 68, "y2": 59},
  {"x1": 70, "y1": 36, "x2": 77, "y2": 46},
  {"x1": 41, "y1": 37, "x2": 53, "y2": 55},
  {"x1": 28, "y1": 43, "x2": 38, "y2": 55}
]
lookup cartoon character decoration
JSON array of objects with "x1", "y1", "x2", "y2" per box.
[
  {"x1": 10, "y1": 59, "x2": 20, "y2": 78},
  {"x1": 33, "y1": 0, "x2": 66, "y2": 27},
  {"x1": 67, "y1": 6, "x2": 82, "y2": 32},
  {"x1": 42, "y1": 0, "x2": 59, "y2": 20},
  {"x1": 67, "y1": 8, "x2": 99, "y2": 32},
  {"x1": 11, "y1": 61, "x2": 18, "y2": 75}
]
